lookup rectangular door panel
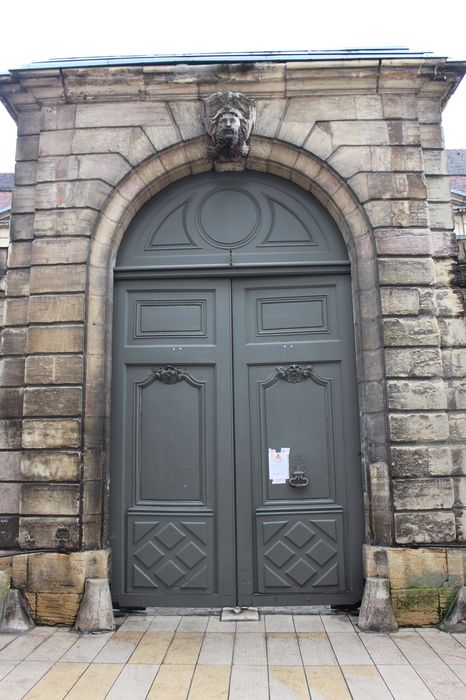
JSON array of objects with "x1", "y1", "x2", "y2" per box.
[
  {"x1": 248, "y1": 363, "x2": 342, "y2": 505},
  {"x1": 125, "y1": 365, "x2": 215, "y2": 505},
  {"x1": 127, "y1": 514, "x2": 215, "y2": 595},
  {"x1": 256, "y1": 512, "x2": 346, "y2": 593}
]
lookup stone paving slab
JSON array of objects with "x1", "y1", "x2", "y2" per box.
[{"x1": 1, "y1": 613, "x2": 466, "y2": 698}]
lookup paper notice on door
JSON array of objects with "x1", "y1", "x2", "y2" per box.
[{"x1": 268, "y1": 448, "x2": 290, "y2": 484}]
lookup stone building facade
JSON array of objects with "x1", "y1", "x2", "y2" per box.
[{"x1": 0, "y1": 50, "x2": 465, "y2": 626}]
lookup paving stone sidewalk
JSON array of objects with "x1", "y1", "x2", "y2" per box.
[{"x1": 1, "y1": 613, "x2": 466, "y2": 699}]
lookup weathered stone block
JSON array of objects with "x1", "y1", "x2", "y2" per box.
[
  {"x1": 37, "y1": 154, "x2": 131, "y2": 187},
  {"x1": 450, "y1": 413, "x2": 466, "y2": 441},
  {"x1": 27, "y1": 550, "x2": 108, "y2": 594},
  {"x1": 383, "y1": 317, "x2": 439, "y2": 347},
  {"x1": 0, "y1": 420, "x2": 21, "y2": 449},
  {"x1": 39, "y1": 130, "x2": 74, "y2": 156},
  {"x1": 442, "y1": 350, "x2": 466, "y2": 378},
  {"x1": 435, "y1": 288, "x2": 464, "y2": 317},
  {"x1": 423, "y1": 149, "x2": 448, "y2": 176},
  {"x1": 20, "y1": 483, "x2": 80, "y2": 516},
  {"x1": 35, "y1": 593, "x2": 81, "y2": 626},
  {"x1": 1, "y1": 328, "x2": 27, "y2": 355},
  {"x1": 439, "y1": 318, "x2": 466, "y2": 347},
  {"x1": 0, "y1": 483, "x2": 20, "y2": 514},
  {"x1": 429, "y1": 202, "x2": 454, "y2": 230},
  {"x1": 28, "y1": 295, "x2": 85, "y2": 324},
  {"x1": 446, "y1": 380, "x2": 466, "y2": 411},
  {"x1": 9, "y1": 213, "x2": 34, "y2": 242},
  {"x1": 29, "y1": 264, "x2": 86, "y2": 293},
  {"x1": 389, "y1": 412, "x2": 449, "y2": 442},
  {"x1": 385, "y1": 348, "x2": 442, "y2": 377},
  {"x1": 20, "y1": 451, "x2": 80, "y2": 481},
  {"x1": 23, "y1": 387, "x2": 82, "y2": 417},
  {"x1": 5, "y1": 269, "x2": 30, "y2": 297},
  {"x1": 41, "y1": 104, "x2": 76, "y2": 131},
  {"x1": 350, "y1": 172, "x2": 426, "y2": 202},
  {"x1": 26, "y1": 326, "x2": 84, "y2": 354},
  {"x1": 446, "y1": 549, "x2": 465, "y2": 588},
  {"x1": 11, "y1": 186, "x2": 35, "y2": 214},
  {"x1": 144, "y1": 124, "x2": 180, "y2": 151},
  {"x1": 0, "y1": 451, "x2": 21, "y2": 480},
  {"x1": 365, "y1": 200, "x2": 429, "y2": 228},
  {"x1": 426, "y1": 175, "x2": 452, "y2": 202},
  {"x1": 435, "y1": 259, "x2": 455, "y2": 286},
  {"x1": 391, "y1": 446, "x2": 452, "y2": 478},
  {"x1": 22, "y1": 419, "x2": 81, "y2": 449},
  {"x1": 35, "y1": 181, "x2": 112, "y2": 211},
  {"x1": 394, "y1": 511, "x2": 456, "y2": 544},
  {"x1": 8, "y1": 242, "x2": 32, "y2": 268},
  {"x1": 376, "y1": 229, "x2": 432, "y2": 257},
  {"x1": 452, "y1": 448, "x2": 466, "y2": 474},
  {"x1": 0, "y1": 516, "x2": 19, "y2": 548},
  {"x1": 4, "y1": 298, "x2": 28, "y2": 326},
  {"x1": 378, "y1": 257, "x2": 435, "y2": 285},
  {"x1": 387, "y1": 380, "x2": 447, "y2": 410},
  {"x1": 31, "y1": 238, "x2": 89, "y2": 265},
  {"x1": 432, "y1": 231, "x2": 457, "y2": 257},
  {"x1": 15, "y1": 135, "x2": 39, "y2": 161},
  {"x1": 25, "y1": 355, "x2": 83, "y2": 385},
  {"x1": 368, "y1": 462, "x2": 392, "y2": 545},
  {"x1": 76, "y1": 101, "x2": 172, "y2": 128},
  {"x1": 19, "y1": 517, "x2": 79, "y2": 550},
  {"x1": 387, "y1": 547, "x2": 447, "y2": 589},
  {"x1": 34, "y1": 208, "x2": 98, "y2": 238},
  {"x1": 72, "y1": 126, "x2": 155, "y2": 166},
  {"x1": 391, "y1": 588, "x2": 440, "y2": 626},
  {"x1": 0, "y1": 358, "x2": 24, "y2": 387},
  {"x1": 169, "y1": 99, "x2": 206, "y2": 140},
  {"x1": 0, "y1": 388, "x2": 24, "y2": 418},
  {"x1": 15, "y1": 161, "x2": 38, "y2": 187},
  {"x1": 393, "y1": 477, "x2": 454, "y2": 510},
  {"x1": 18, "y1": 110, "x2": 40, "y2": 136},
  {"x1": 380, "y1": 288, "x2": 420, "y2": 316}
]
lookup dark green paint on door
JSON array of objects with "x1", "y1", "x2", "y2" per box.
[{"x1": 111, "y1": 173, "x2": 363, "y2": 608}]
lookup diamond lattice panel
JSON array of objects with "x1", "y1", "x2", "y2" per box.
[
  {"x1": 257, "y1": 514, "x2": 345, "y2": 593},
  {"x1": 128, "y1": 516, "x2": 213, "y2": 593}
]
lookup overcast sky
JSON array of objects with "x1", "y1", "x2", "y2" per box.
[{"x1": 0, "y1": 0, "x2": 465, "y2": 171}]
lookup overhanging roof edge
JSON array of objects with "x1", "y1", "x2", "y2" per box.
[{"x1": 6, "y1": 48, "x2": 459, "y2": 72}]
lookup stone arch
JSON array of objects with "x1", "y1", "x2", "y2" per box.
[{"x1": 85, "y1": 136, "x2": 390, "y2": 548}]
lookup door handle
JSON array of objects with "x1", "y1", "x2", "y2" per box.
[{"x1": 288, "y1": 468, "x2": 309, "y2": 488}]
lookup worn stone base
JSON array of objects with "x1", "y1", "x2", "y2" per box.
[
  {"x1": 0, "y1": 549, "x2": 110, "y2": 626},
  {"x1": 364, "y1": 544, "x2": 466, "y2": 626}
]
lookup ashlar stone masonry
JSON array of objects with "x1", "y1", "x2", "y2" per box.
[{"x1": 0, "y1": 51, "x2": 465, "y2": 625}]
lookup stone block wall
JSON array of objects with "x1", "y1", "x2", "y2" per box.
[{"x1": 0, "y1": 56, "x2": 465, "y2": 624}]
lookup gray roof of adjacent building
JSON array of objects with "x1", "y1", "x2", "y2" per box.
[
  {"x1": 447, "y1": 150, "x2": 466, "y2": 176},
  {"x1": 0, "y1": 173, "x2": 14, "y2": 190}
]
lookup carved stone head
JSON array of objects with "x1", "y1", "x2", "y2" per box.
[{"x1": 203, "y1": 92, "x2": 256, "y2": 163}]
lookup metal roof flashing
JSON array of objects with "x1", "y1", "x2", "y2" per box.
[{"x1": 6, "y1": 48, "x2": 453, "y2": 71}]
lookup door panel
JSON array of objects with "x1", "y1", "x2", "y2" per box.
[
  {"x1": 111, "y1": 278, "x2": 235, "y2": 606},
  {"x1": 232, "y1": 276, "x2": 362, "y2": 605}
]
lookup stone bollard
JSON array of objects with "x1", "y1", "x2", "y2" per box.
[
  {"x1": 0, "y1": 570, "x2": 11, "y2": 622},
  {"x1": 439, "y1": 586, "x2": 466, "y2": 633},
  {"x1": 358, "y1": 577, "x2": 398, "y2": 632},
  {"x1": 74, "y1": 578, "x2": 115, "y2": 633},
  {"x1": 0, "y1": 589, "x2": 34, "y2": 632}
]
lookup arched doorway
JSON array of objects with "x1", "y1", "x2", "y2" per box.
[{"x1": 110, "y1": 171, "x2": 363, "y2": 608}]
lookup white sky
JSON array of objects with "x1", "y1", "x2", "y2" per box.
[{"x1": 0, "y1": 0, "x2": 465, "y2": 171}]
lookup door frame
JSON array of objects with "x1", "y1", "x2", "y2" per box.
[{"x1": 85, "y1": 149, "x2": 391, "y2": 607}]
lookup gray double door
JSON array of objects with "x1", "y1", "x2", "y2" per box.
[{"x1": 111, "y1": 272, "x2": 363, "y2": 608}]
